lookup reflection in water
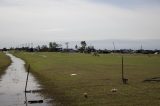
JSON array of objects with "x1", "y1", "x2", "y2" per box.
[
  {"x1": 25, "y1": 92, "x2": 28, "y2": 106},
  {"x1": 0, "y1": 53, "x2": 52, "y2": 106}
]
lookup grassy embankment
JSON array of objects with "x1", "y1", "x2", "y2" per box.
[
  {"x1": 0, "y1": 52, "x2": 11, "y2": 77},
  {"x1": 14, "y1": 52, "x2": 160, "y2": 106}
]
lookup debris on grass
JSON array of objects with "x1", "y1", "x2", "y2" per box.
[
  {"x1": 70, "y1": 74, "x2": 77, "y2": 76},
  {"x1": 83, "y1": 92, "x2": 88, "y2": 98},
  {"x1": 25, "y1": 89, "x2": 42, "y2": 93},
  {"x1": 143, "y1": 77, "x2": 160, "y2": 82},
  {"x1": 25, "y1": 100, "x2": 43, "y2": 104},
  {"x1": 154, "y1": 52, "x2": 159, "y2": 55},
  {"x1": 110, "y1": 88, "x2": 118, "y2": 93}
]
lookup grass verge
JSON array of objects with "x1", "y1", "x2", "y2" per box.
[{"x1": 0, "y1": 52, "x2": 11, "y2": 78}]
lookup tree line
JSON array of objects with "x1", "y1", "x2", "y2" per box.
[
  {"x1": 1, "y1": 41, "x2": 160, "y2": 54},
  {"x1": 5, "y1": 41, "x2": 96, "y2": 53}
]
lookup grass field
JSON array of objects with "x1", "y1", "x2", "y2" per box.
[
  {"x1": 13, "y1": 52, "x2": 160, "y2": 106},
  {"x1": 0, "y1": 52, "x2": 11, "y2": 77}
]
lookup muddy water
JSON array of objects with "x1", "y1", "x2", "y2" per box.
[{"x1": 0, "y1": 53, "x2": 52, "y2": 106}]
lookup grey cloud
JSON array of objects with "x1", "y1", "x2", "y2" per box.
[{"x1": 0, "y1": 0, "x2": 160, "y2": 48}]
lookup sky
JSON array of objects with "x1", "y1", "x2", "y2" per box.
[{"x1": 0, "y1": 0, "x2": 160, "y2": 49}]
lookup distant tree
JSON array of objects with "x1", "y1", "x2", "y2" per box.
[
  {"x1": 80, "y1": 41, "x2": 87, "y2": 53},
  {"x1": 75, "y1": 45, "x2": 78, "y2": 50},
  {"x1": 36, "y1": 45, "x2": 41, "y2": 51},
  {"x1": 49, "y1": 42, "x2": 53, "y2": 48},
  {"x1": 81, "y1": 41, "x2": 86, "y2": 48},
  {"x1": 2, "y1": 48, "x2": 7, "y2": 51},
  {"x1": 10, "y1": 47, "x2": 14, "y2": 50},
  {"x1": 49, "y1": 42, "x2": 58, "y2": 48},
  {"x1": 52, "y1": 42, "x2": 59, "y2": 48},
  {"x1": 49, "y1": 42, "x2": 61, "y2": 52},
  {"x1": 86, "y1": 46, "x2": 95, "y2": 53},
  {"x1": 41, "y1": 45, "x2": 48, "y2": 52}
]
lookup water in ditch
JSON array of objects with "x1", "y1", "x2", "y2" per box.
[{"x1": 0, "y1": 53, "x2": 53, "y2": 106}]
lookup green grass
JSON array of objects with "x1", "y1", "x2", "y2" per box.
[
  {"x1": 0, "y1": 52, "x2": 11, "y2": 77},
  {"x1": 13, "y1": 52, "x2": 160, "y2": 106}
]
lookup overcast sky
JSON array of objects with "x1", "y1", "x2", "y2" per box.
[{"x1": 0, "y1": 0, "x2": 160, "y2": 48}]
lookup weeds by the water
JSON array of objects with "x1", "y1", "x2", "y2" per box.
[{"x1": 0, "y1": 52, "x2": 11, "y2": 77}]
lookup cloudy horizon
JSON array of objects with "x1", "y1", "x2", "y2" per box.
[{"x1": 0, "y1": 0, "x2": 160, "y2": 49}]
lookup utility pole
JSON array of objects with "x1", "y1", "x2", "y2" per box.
[
  {"x1": 65, "y1": 42, "x2": 69, "y2": 51},
  {"x1": 141, "y1": 44, "x2": 143, "y2": 50},
  {"x1": 113, "y1": 42, "x2": 116, "y2": 52}
]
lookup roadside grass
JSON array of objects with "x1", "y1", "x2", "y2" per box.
[
  {"x1": 0, "y1": 52, "x2": 11, "y2": 77},
  {"x1": 14, "y1": 52, "x2": 160, "y2": 106}
]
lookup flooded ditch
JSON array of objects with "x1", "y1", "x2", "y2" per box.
[{"x1": 0, "y1": 53, "x2": 53, "y2": 106}]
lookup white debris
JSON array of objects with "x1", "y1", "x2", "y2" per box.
[
  {"x1": 70, "y1": 74, "x2": 77, "y2": 76},
  {"x1": 154, "y1": 52, "x2": 158, "y2": 55},
  {"x1": 110, "y1": 88, "x2": 118, "y2": 92}
]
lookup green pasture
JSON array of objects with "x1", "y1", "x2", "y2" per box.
[
  {"x1": 13, "y1": 52, "x2": 160, "y2": 106},
  {"x1": 0, "y1": 52, "x2": 11, "y2": 77}
]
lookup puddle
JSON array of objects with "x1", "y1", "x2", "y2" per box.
[{"x1": 0, "y1": 53, "x2": 53, "y2": 106}]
